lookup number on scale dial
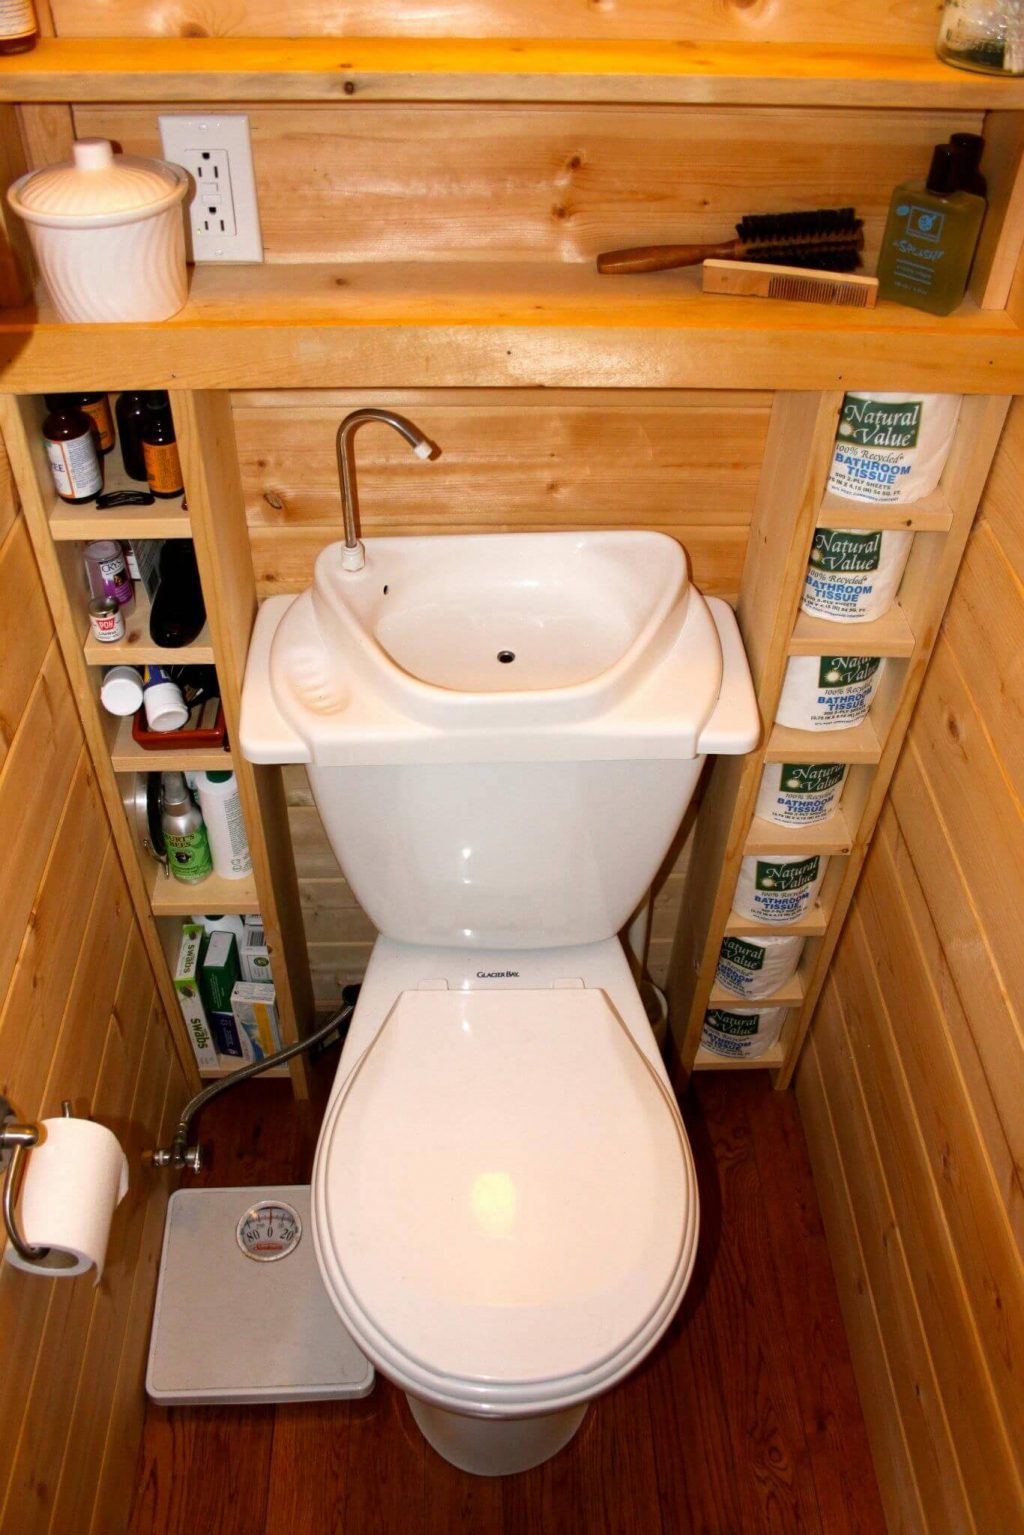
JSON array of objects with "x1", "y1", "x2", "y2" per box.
[{"x1": 236, "y1": 1201, "x2": 302, "y2": 1262}]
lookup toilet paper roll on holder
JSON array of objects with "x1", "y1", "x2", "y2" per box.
[{"x1": 1, "y1": 1096, "x2": 75, "y2": 1265}]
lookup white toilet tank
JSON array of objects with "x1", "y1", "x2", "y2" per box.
[
  {"x1": 240, "y1": 532, "x2": 760, "y2": 951},
  {"x1": 308, "y1": 756, "x2": 705, "y2": 949}
]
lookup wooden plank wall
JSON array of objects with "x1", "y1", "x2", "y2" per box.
[
  {"x1": 49, "y1": 0, "x2": 944, "y2": 46},
  {"x1": 796, "y1": 397, "x2": 1024, "y2": 1534},
  {"x1": 71, "y1": 104, "x2": 979, "y2": 271},
  {"x1": 0, "y1": 427, "x2": 187, "y2": 1535}
]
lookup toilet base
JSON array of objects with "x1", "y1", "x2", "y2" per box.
[{"x1": 406, "y1": 1394, "x2": 588, "y2": 1476}]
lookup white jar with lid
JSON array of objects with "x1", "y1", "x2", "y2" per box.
[{"x1": 7, "y1": 138, "x2": 188, "y2": 322}]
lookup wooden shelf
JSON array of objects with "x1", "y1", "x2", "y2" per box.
[
  {"x1": 200, "y1": 1063, "x2": 290, "y2": 1080},
  {"x1": 49, "y1": 477, "x2": 189, "y2": 542},
  {"x1": 788, "y1": 603, "x2": 915, "y2": 658},
  {"x1": 0, "y1": 264, "x2": 1019, "y2": 394},
  {"x1": 108, "y1": 713, "x2": 232, "y2": 773},
  {"x1": 766, "y1": 716, "x2": 883, "y2": 765},
  {"x1": 146, "y1": 860, "x2": 261, "y2": 916},
  {"x1": 2, "y1": 37, "x2": 1023, "y2": 109},
  {"x1": 84, "y1": 581, "x2": 215, "y2": 666},
  {"x1": 693, "y1": 1043, "x2": 788, "y2": 1071},
  {"x1": 725, "y1": 904, "x2": 830, "y2": 938},
  {"x1": 816, "y1": 489, "x2": 954, "y2": 533},
  {"x1": 710, "y1": 971, "x2": 805, "y2": 1008},
  {"x1": 745, "y1": 810, "x2": 854, "y2": 857}
]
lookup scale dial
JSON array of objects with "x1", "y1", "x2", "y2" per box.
[{"x1": 236, "y1": 1200, "x2": 302, "y2": 1262}]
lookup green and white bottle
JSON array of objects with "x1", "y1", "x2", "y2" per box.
[{"x1": 161, "y1": 771, "x2": 213, "y2": 884}]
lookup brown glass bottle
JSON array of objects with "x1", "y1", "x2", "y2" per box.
[
  {"x1": 42, "y1": 395, "x2": 102, "y2": 504},
  {"x1": 74, "y1": 392, "x2": 115, "y2": 454},
  {"x1": 0, "y1": 1, "x2": 38, "y2": 54},
  {"x1": 116, "y1": 391, "x2": 149, "y2": 482},
  {"x1": 141, "y1": 391, "x2": 184, "y2": 499}
]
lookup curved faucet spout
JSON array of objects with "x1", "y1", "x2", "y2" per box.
[{"x1": 336, "y1": 409, "x2": 437, "y2": 572}]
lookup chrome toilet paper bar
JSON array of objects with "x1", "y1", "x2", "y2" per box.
[{"x1": 0, "y1": 1097, "x2": 74, "y2": 1265}]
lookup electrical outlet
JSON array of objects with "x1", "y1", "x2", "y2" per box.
[{"x1": 158, "y1": 113, "x2": 263, "y2": 264}]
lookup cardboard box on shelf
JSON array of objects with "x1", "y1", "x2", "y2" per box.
[{"x1": 173, "y1": 922, "x2": 218, "y2": 1070}]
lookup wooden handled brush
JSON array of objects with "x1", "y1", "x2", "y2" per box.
[{"x1": 597, "y1": 208, "x2": 864, "y2": 275}]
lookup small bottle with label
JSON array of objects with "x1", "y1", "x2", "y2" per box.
[
  {"x1": 876, "y1": 143, "x2": 986, "y2": 316},
  {"x1": 42, "y1": 395, "x2": 102, "y2": 504},
  {"x1": 84, "y1": 539, "x2": 135, "y2": 615},
  {"x1": 161, "y1": 771, "x2": 213, "y2": 885},
  {"x1": 0, "y1": 1, "x2": 38, "y2": 55},
  {"x1": 74, "y1": 392, "x2": 115, "y2": 455},
  {"x1": 115, "y1": 391, "x2": 149, "y2": 481},
  {"x1": 141, "y1": 391, "x2": 184, "y2": 499}
]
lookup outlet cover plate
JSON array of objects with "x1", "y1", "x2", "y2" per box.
[{"x1": 158, "y1": 113, "x2": 263, "y2": 264}]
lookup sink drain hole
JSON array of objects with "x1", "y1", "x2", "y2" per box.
[{"x1": 497, "y1": 650, "x2": 516, "y2": 664}]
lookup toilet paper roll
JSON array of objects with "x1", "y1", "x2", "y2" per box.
[
  {"x1": 827, "y1": 391, "x2": 961, "y2": 504},
  {"x1": 756, "y1": 761, "x2": 848, "y2": 826},
  {"x1": 702, "y1": 1006, "x2": 788, "y2": 1061},
  {"x1": 733, "y1": 853, "x2": 828, "y2": 925},
  {"x1": 715, "y1": 934, "x2": 805, "y2": 1000},
  {"x1": 776, "y1": 655, "x2": 885, "y2": 732},
  {"x1": 801, "y1": 527, "x2": 913, "y2": 623},
  {"x1": 4, "y1": 1117, "x2": 128, "y2": 1283}
]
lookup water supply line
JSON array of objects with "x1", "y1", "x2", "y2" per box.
[
  {"x1": 336, "y1": 408, "x2": 437, "y2": 572},
  {"x1": 147, "y1": 1002, "x2": 354, "y2": 1173}
]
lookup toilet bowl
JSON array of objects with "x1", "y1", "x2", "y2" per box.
[
  {"x1": 240, "y1": 528, "x2": 759, "y2": 1474},
  {"x1": 311, "y1": 938, "x2": 698, "y2": 1475}
]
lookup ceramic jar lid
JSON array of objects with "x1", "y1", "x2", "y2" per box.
[{"x1": 8, "y1": 139, "x2": 188, "y2": 228}]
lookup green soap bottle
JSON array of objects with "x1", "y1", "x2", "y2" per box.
[{"x1": 876, "y1": 143, "x2": 986, "y2": 316}]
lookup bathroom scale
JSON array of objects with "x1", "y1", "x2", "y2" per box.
[{"x1": 147, "y1": 1184, "x2": 374, "y2": 1405}]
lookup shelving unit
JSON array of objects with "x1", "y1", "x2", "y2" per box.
[
  {"x1": 668, "y1": 392, "x2": 1012, "y2": 1087},
  {"x1": 0, "y1": 390, "x2": 314, "y2": 1096},
  {"x1": 0, "y1": 38, "x2": 1020, "y2": 1091}
]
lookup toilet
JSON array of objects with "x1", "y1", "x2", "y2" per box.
[{"x1": 241, "y1": 529, "x2": 759, "y2": 1475}]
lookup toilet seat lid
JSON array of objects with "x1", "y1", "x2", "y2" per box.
[{"x1": 316, "y1": 987, "x2": 694, "y2": 1391}]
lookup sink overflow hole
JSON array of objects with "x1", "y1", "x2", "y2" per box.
[{"x1": 497, "y1": 650, "x2": 516, "y2": 664}]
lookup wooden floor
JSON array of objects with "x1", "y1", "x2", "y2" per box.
[{"x1": 128, "y1": 1069, "x2": 885, "y2": 1535}]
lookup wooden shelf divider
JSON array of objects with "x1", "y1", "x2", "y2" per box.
[
  {"x1": 83, "y1": 580, "x2": 216, "y2": 666},
  {"x1": 0, "y1": 264, "x2": 1020, "y2": 394}
]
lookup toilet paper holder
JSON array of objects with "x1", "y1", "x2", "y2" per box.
[{"x1": 0, "y1": 1096, "x2": 74, "y2": 1264}]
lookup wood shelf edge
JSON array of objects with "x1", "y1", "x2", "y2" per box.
[{"x1": 2, "y1": 38, "x2": 1024, "y2": 109}]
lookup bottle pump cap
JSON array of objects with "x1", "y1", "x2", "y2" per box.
[{"x1": 205, "y1": 771, "x2": 233, "y2": 783}]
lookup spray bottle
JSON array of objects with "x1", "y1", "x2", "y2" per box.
[{"x1": 161, "y1": 772, "x2": 213, "y2": 885}]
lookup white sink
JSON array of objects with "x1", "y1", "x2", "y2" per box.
[
  {"x1": 241, "y1": 530, "x2": 758, "y2": 766},
  {"x1": 312, "y1": 530, "x2": 687, "y2": 714}
]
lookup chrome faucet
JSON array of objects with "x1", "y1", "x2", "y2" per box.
[{"x1": 336, "y1": 408, "x2": 437, "y2": 571}]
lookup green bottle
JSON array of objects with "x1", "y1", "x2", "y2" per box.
[
  {"x1": 161, "y1": 771, "x2": 213, "y2": 884},
  {"x1": 876, "y1": 143, "x2": 985, "y2": 316}
]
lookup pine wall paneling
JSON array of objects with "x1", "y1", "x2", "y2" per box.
[
  {"x1": 0, "y1": 430, "x2": 187, "y2": 1535},
  {"x1": 71, "y1": 103, "x2": 982, "y2": 271},
  {"x1": 48, "y1": 0, "x2": 945, "y2": 46},
  {"x1": 796, "y1": 398, "x2": 1024, "y2": 1533}
]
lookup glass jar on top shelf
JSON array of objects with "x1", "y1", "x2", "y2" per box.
[{"x1": 938, "y1": 0, "x2": 1024, "y2": 75}]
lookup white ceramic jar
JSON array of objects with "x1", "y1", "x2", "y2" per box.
[{"x1": 7, "y1": 138, "x2": 188, "y2": 323}]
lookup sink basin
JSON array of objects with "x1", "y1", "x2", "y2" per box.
[
  {"x1": 312, "y1": 530, "x2": 687, "y2": 709},
  {"x1": 242, "y1": 529, "x2": 758, "y2": 766}
]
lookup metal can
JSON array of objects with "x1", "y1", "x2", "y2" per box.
[{"x1": 88, "y1": 594, "x2": 126, "y2": 644}]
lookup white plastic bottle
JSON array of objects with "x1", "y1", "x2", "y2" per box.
[
  {"x1": 191, "y1": 913, "x2": 247, "y2": 948},
  {"x1": 195, "y1": 771, "x2": 253, "y2": 879}
]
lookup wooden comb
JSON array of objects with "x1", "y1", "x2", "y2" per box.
[
  {"x1": 597, "y1": 207, "x2": 864, "y2": 275},
  {"x1": 702, "y1": 259, "x2": 879, "y2": 308}
]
